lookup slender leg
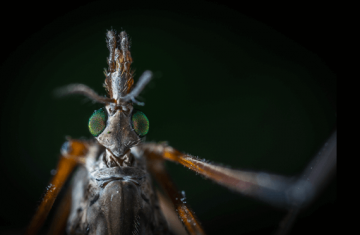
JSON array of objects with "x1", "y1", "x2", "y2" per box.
[
  {"x1": 25, "y1": 139, "x2": 89, "y2": 235},
  {"x1": 157, "y1": 191, "x2": 188, "y2": 235},
  {"x1": 141, "y1": 142, "x2": 292, "y2": 209},
  {"x1": 144, "y1": 151, "x2": 205, "y2": 235},
  {"x1": 141, "y1": 130, "x2": 337, "y2": 211},
  {"x1": 47, "y1": 184, "x2": 72, "y2": 235},
  {"x1": 275, "y1": 131, "x2": 337, "y2": 235}
]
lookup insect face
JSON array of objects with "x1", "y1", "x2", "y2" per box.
[{"x1": 94, "y1": 104, "x2": 141, "y2": 161}]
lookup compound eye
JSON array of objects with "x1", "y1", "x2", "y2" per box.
[
  {"x1": 88, "y1": 108, "x2": 107, "y2": 137},
  {"x1": 131, "y1": 110, "x2": 149, "y2": 136}
]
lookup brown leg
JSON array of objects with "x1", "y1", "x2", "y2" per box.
[
  {"x1": 47, "y1": 184, "x2": 72, "y2": 235},
  {"x1": 144, "y1": 151, "x2": 205, "y2": 235},
  {"x1": 157, "y1": 191, "x2": 188, "y2": 235},
  {"x1": 141, "y1": 131, "x2": 336, "y2": 210},
  {"x1": 25, "y1": 139, "x2": 89, "y2": 235},
  {"x1": 142, "y1": 142, "x2": 292, "y2": 209}
]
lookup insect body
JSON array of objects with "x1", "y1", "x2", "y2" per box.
[{"x1": 26, "y1": 30, "x2": 336, "y2": 235}]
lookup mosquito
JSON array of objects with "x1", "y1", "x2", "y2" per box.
[{"x1": 26, "y1": 30, "x2": 337, "y2": 235}]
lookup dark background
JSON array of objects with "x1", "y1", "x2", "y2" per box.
[{"x1": 0, "y1": 1, "x2": 337, "y2": 234}]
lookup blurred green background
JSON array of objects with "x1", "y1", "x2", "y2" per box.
[{"x1": 0, "y1": 1, "x2": 337, "y2": 234}]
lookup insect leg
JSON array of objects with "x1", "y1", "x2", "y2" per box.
[
  {"x1": 25, "y1": 139, "x2": 90, "y2": 235},
  {"x1": 144, "y1": 153, "x2": 206, "y2": 235},
  {"x1": 141, "y1": 131, "x2": 336, "y2": 211},
  {"x1": 275, "y1": 130, "x2": 337, "y2": 235},
  {"x1": 142, "y1": 142, "x2": 292, "y2": 209},
  {"x1": 156, "y1": 191, "x2": 188, "y2": 235},
  {"x1": 46, "y1": 184, "x2": 72, "y2": 235}
]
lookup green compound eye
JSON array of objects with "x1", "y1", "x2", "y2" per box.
[
  {"x1": 131, "y1": 110, "x2": 149, "y2": 136},
  {"x1": 88, "y1": 108, "x2": 107, "y2": 137}
]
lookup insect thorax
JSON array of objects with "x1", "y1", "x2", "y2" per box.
[{"x1": 67, "y1": 143, "x2": 170, "y2": 235}]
